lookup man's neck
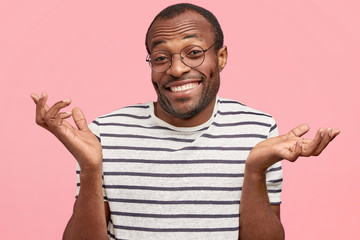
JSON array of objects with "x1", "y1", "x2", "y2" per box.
[{"x1": 153, "y1": 97, "x2": 217, "y2": 128}]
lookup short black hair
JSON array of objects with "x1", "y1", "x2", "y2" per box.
[{"x1": 145, "y1": 3, "x2": 224, "y2": 54}]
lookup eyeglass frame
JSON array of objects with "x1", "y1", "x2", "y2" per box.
[{"x1": 146, "y1": 42, "x2": 217, "y2": 73}]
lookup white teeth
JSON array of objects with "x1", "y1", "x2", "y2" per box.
[{"x1": 170, "y1": 83, "x2": 199, "y2": 92}]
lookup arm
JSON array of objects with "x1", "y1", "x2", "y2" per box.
[
  {"x1": 31, "y1": 92, "x2": 108, "y2": 240},
  {"x1": 239, "y1": 124, "x2": 340, "y2": 239}
]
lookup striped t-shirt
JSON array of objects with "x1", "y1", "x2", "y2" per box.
[{"x1": 76, "y1": 97, "x2": 283, "y2": 240}]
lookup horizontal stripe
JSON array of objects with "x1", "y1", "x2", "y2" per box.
[
  {"x1": 123, "y1": 105, "x2": 149, "y2": 109},
  {"x1": 212, "y1": 121, "x2": 271, "y2": 128},
  {"x1": 103, "y1": 172, "x2": 244, "y2": 178},
  {"x1": 102, "y1": 158, "x2": 246, "y2": 164},
  {"x1": 100, "y1": 113, "x2": 151, "y2": 120},
  {"x1": 92, "y1": 120, "x2": 99, "y2": 125},
  {"x1": 110, "y1": 211, "x2": 239, "y2": 219},
  {"x1": 101, "y1": 133, "x2": 193, "y2": 143},
  {"x1": 267, "y1": 178, "x2": 283, "y2": 183},
  {"x1": 267, "y1": 189, "x2": 282, "y2": 193},
  {"x1": 106, "y1": 198, "x2": 240, "y2": 205},
  {"x1": 270, "y1": 123, "x2": 277, "y2": 133},
  {"x1": 99, "y1": 122, "x2": 172, "y2": 130},
  {"x1": 113, "y1": 225, "x2": 239, "y2": 232},
  {"x1": 202, "y1": 133, "x2": 267, "y2": 139},
  {"x1": 217, "y1": 111, "x2": 271, "y2": 117},
  {"x1": 107, "y1": 230, "x2": 127, "y2": 240},
  {"x1": 102, "y1": 146, "x2": 252, "y2": 152},
  {"x1": 267, "y1": 166, "x2": 282, "y2": 172},
  {"x1": 218, "y1": 99, "x2": 245, "y2": 106},
  {"x1": 103, "y1": 185, "x2": 242, "y2": 191}
]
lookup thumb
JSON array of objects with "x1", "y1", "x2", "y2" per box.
[
  {"x1": 72, "y1": 107, "x2": 89, "y2": 131},
  {"x1": 287, "y1": 124, "x2": 310, "y2": 137}
]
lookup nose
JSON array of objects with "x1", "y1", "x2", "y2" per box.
[{"x1": 166, "y1": 53, "x2": 191, "y2": 77}]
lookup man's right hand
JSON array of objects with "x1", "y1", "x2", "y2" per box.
[{"x1": 31, "y1": 92, "x2": 102, "y2": 173}]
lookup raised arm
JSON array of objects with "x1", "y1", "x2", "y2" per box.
[
  {"x1": 239, "y1": 124, "x2": 340, "y2": 239},
  {"x1": 31, "y1": 92, "x2": 109, "y2": 240}
]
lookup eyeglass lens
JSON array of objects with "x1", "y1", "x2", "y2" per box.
[{"x1": 149, "y1": 45, "x2": 206, "y2": 72}]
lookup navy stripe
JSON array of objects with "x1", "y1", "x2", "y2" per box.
[
  {"x1": 268, "y1": 178, "x2": 283, "y2": 183},
  {"x1": 267, "y1": 189, "x2": 282, "y2": 193},
  {"x1": 103, "y1": 172, "x2": 244, "y2": 178},
  {"x1": 103, "y1": 185, "x2": 242, "y2": 191},
  {"x1": 92, "y1": 120, "x2": 99, "y2": 125},
  {"x1": 108, "y1": 230, "x2": 127, "y2": 240},
  {"x1": 102, "y1": 158, "x2": 246, "y2": 164},
  {"x1": 267, "y1": 166, "x2": 282, "y2": 172},
  {"x1": 202, "y1": 133, "x2": 267, "y2": 139},
  {"x1": 95, "y1": 135, "x2": 101, "y2": 142},
  {"x1": 106, "y1": 198, "x2": 240, "y2": 205},
  {"x1": 270, "y1": 123, "x2": 277, "y2": 133},
  {"x1": 110, "y1": 211, "x2": 239, "y2": 219},
  {"x1": 217, "y1": 111, "x2": 271, "y2": 117},
  {"x1": 218, "y1": 100, "x2": 245, "y2": 106},
  {"x1": 99, "y1": 122, "x2": 173, "y2": 130},
  {"x1": 123, "y1": 105, "x2": 149, "y2": 109},
  {"x1": 101, "y1": 133, "x2": 193, "y2": 143},
  {"x1": 100, "y1": 113, "x2": 151, "y2": 120},
  {"x1": 113, "y1": 225, "x2": 239, "y2": 232},
  {"x1": 102, "y1": 146, "x2": 252, "y2": 152},
  {"x1": 212, "y1": 121, "x2": 271, "y2": 128}
]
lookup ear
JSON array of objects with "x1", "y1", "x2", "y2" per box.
[{"x1": 217, "y1": 45, "x2": 228, "y2": 72}]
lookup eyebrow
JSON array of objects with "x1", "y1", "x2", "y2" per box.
[{"x1": 151, "y1": 34, "x2": 204, "y2": 50}]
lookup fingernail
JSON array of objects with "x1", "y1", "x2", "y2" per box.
[
  {"x1": 40, "y1": 92, "x2": 46, "y2": 99},
  {"x1": 66, "y1": 111, "x2": 72, "y2": 115},
  {"x1": 328, "y1": 128, "x2": 333, "y2": 137},
  {"x1": 320, "y1": 129, "x2": 325, "y2": 137},
  {"x1": 63, "y1": 99, "x2": 71, "y2": 103}
]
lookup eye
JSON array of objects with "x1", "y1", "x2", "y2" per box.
[
  {"x1": 183, "y1": 46, "x2": 204, "y2": 59},
  {"x1": 151, "y1": 51, "x2": 170, "y2": 64},
  {"x1": 189, "y1": 50, "x2": 202, "y2": 55}
]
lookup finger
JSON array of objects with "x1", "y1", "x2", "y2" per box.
[
  {"x1": 290, "y1": 140, "x2": 303, "y2": 161},
  {"x1": 330, "y1": 129, "x2": 340, "y2": 140},
  {"x1": 45, "y1": 98, "x2": 71, "y2": 119},
  {"x1": 30, "y1": 93, "x2": 40, "y2": 104},
  {"x1": 312, "y1": 128, "x2": 339, "y2": 156},
  {"x1": 301, "y1": 128, "x2": 324, "y2": 156},
  {"x1": 53, "y1": 112, "x2": 73, "y2": 126},
  {"x1": 72, "y1": 107, "x2": 90, "y2": 131},
  {"x1": 282, "y1": 140, "x2": 303, "y2": 162},
  {"x1": 35, "y1": 92, "x2": 49, "y2": 126},
  {"x1": 287, "y1": 124, "x2": 310, "y2": 137}
]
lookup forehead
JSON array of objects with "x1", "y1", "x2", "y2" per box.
[{"x1": 147, "y1": 11, "x2": 214, "y2": 51}]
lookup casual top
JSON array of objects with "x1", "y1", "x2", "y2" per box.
[{"x1": 76, "y1": 97, "x2": 283, "y2": 240}]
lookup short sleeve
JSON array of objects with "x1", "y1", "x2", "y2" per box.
[
  {"x1": 265, "y1": 118, "x2": 283, "y2": 204},
  {"x1": 75, "y1": 118, "x2": 107, "y2": 201}
]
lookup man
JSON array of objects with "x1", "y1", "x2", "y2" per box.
[{"x1": 31, "y1": 3, "x2": 339, "y2": 240}]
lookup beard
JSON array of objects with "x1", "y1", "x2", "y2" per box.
[{"x1": 155, "y1": 67, "x2": 220, "y2": 119}]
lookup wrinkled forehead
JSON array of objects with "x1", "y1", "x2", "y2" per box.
[{"x1": 147, "y1": 11, "x2": 215, "y2": 51}]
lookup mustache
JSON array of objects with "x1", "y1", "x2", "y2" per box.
[{"x1": 164, "y1": 74, "x2": 205, "y2": 85}]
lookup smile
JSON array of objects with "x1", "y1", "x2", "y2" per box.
[{"x1": 169, "y1": 82, "x2": 199, "y2": 92}]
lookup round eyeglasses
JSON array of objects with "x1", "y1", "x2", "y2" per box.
[{"x1": 146, "y1": 42, "x2": 217, "y2": 73}]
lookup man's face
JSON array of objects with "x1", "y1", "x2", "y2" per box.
[{"x1": 147, "y1": 11, "x2": 227, "y2": 120}]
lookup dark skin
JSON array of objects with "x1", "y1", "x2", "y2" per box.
[{"x1": 31, "y1": 10, "x2": 339, "y2": 240}]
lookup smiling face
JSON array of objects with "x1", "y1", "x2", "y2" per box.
[{"x1": 147, "y1": 11, "x2": 227, "y2": 127}]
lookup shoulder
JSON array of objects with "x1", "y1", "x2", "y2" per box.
[
  {"x1": 216, "y1": 97, "x2": 278, "y2": 135},
  {"x1": 88, "y1": 102, "x2": 152, "y2": 134},
  {"x1": 217, "y1": 97, "x2": 274, "y2": 119},
  {"x1": 96, "y1": 102, "x2": 151, "y2": 123}
]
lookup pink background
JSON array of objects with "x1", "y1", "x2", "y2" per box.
[{"x1": 1, "y1": 0, "x2": 359, "y2": 239}]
